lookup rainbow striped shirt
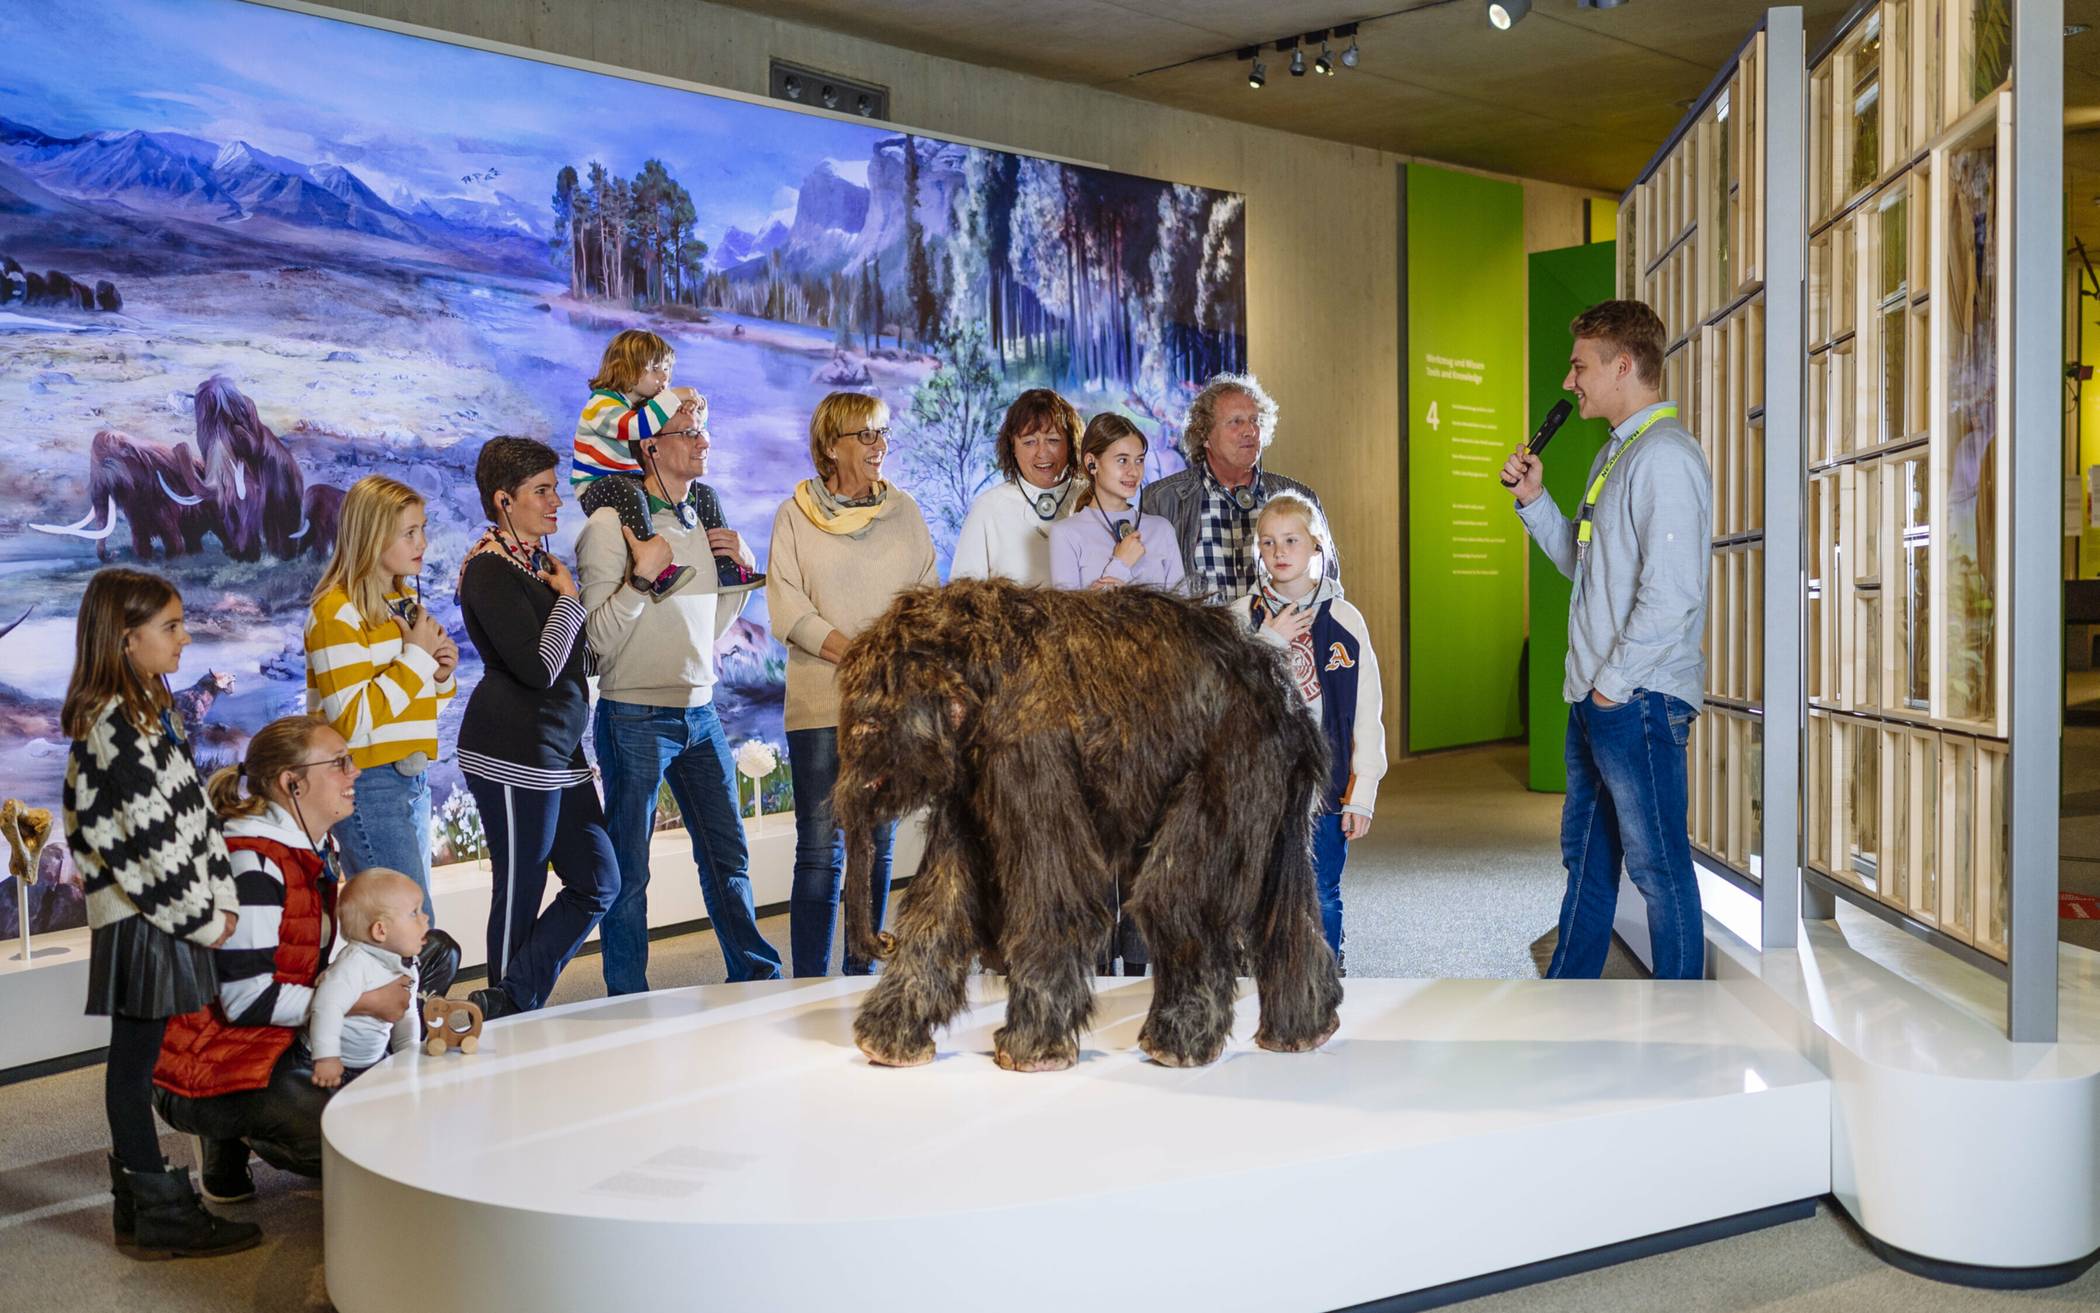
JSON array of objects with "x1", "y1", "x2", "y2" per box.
[{"x1": 573, "y1": 388, "x2": 676, "y2": 487}]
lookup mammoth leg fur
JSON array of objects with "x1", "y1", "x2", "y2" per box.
[{"x1": 854, "y1": 803, "x2": 981, "y2": 1067}]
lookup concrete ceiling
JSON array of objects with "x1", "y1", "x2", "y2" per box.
[{"x1": 703, "y1": 0, "x2": 1863, "y2": 194}]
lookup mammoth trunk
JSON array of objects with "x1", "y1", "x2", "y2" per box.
[{"x1": 842, "y1": 823, "x2": 892, "y2": 965}]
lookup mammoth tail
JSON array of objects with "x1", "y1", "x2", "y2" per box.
[{"x1": 842, "y1": 823, "x2": 894, "y2": 967}]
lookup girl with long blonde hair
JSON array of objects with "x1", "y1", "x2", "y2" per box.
[{"x1": 305, "y1": 475, "x2": 457, "y2": 914}]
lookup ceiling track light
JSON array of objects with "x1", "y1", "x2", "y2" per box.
[
  {"x1": 1315, "y1": 40, "x2": 1335, "y2": 75},
  {"x1": 1225, "y1": 21, "x2": 1360, "y2": 88},
  {"x1": 1239, "y1": 44, "x2": 1265, "y2": 88},
  {"x1": 1488, "y1": 0, "x2": 1532, "y2": 29},
  {"x1": 1340, "y1": 21, "x2": 1360, "y2": 68},
  {"x1": 1290, "y1": 48, "x2": 1307, "y2": 76}
]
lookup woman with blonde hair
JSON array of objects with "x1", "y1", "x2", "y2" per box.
[
  {"x1": 154, "y1": 714, "x2": 459, "y2": 1202},
  {"x1": 767, "y1": 391, "x2": 937, "y2": 975},
  {"x1": 305, "y1": 475, "x2": 458, "y2": 916}
]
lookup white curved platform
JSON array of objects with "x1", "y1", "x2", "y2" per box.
[{"x1": 323, "y1": 977, "x2": 1829, "y2": 1313}]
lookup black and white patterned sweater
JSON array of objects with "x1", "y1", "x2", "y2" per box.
[{"x1": 64, "y1": 698, "x2": 238, "y2": 943}]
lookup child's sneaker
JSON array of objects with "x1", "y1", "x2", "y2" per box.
[
  {"x1": 636, "y1": 563, "x2": 696, "y2": 599},
  {"x1": 694, "y1": 484, "x2": 764, "y2": 595}
]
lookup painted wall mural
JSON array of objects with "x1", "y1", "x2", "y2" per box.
[{"x1": 0, "y1": 0, "x2": 1247, "y2": 933}]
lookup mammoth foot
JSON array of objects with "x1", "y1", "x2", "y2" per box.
[
  {"x1": 991, "y1": 1028, "x2": 1077, "y2": 1073},
  {"x1": 858, "y1": 1035, "x2": 935, "y2": 1067},
  {"x1": 1254, "y1": 1015, "x2": 1339, "y2": 1054},
  {"x1": 1137, "y1": 1026, "x2": 1226, "y2": 1069}
]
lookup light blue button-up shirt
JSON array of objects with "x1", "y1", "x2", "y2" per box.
[{"x1": 1514, "y1": 400, "x2": 1712, "y2": 708}]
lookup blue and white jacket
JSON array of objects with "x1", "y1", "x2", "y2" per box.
[{"x1": 1234, "y1": 578, "x2": 1387, "y2": 819}]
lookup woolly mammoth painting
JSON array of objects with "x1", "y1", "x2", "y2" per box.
[
  {"x1": 0, "y1": 0, "x2": 1246, "y2": 931},
  {"x1": 835, "y1": 580, "x2": 1341, "y2": 1071}
]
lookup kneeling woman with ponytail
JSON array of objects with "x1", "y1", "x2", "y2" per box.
[{"x1": 150, "y1": 715, "x2": 460, "y2": 1201}]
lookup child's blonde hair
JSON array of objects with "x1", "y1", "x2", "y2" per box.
[
  {"x1": 338, "y1": 867, "x2": 421, "y2": 942},
  {"x1": 588, "y1": 330, "x2": 674, "y2": 394},
  {"x1": 313, "y1": 475, "x2": 423, "y2": 628},
  {"x1": 1256, "y1": 493, "x2": 1335, "y2": 571}
]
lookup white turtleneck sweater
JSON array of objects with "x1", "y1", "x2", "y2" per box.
[{"x1": 949, "y1": 479, "x2": 1075, "y2": 586}]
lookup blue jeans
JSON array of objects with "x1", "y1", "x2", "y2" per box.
[
  {"x1": 786, "y1": 727, "x2": 894, "y2": 977},
  {"x1": 332, "y1": 762, "x2": 433, "y2": 921},
  {"x1": 1549, "y1": 691, "x2": 1704, "y2": 980},
  {"x1": 594, "y1": 699, "x2": 782, "y2": 992},
  {"x1": 1311, "y1": 810, "x2": 1347, "y2": 960},
  {"x1": 465, "y1": 776, "x2": 619, "y2": 1011}
]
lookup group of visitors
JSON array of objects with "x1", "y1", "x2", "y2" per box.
[{"x1": 64, "y1": 299, "x2": 1711, "y2": 1260}]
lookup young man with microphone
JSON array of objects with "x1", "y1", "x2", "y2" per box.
[{"x1": 1502, "y1": 300, "x2": 1712, "y2": 980}]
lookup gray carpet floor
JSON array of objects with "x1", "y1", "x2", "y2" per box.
[{"x1": 2, "y1": 742, "x2": 2095, "y2": 1311}]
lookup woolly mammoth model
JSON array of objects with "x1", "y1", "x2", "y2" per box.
[{"x1": 836, "y1": 578, "x2": 1342, "y2": 1072}]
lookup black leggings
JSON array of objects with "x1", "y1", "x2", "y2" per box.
[
  {"x1": 106, "y1": 1015, "x2": 169, "y2": 1173},
  {"x1": 579, "y1": 474, "x2": 655, "y2": 540}
]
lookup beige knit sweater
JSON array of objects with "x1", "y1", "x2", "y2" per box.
[{"x1": 766, "y1": 487, "x2": 939, "y2": 731}]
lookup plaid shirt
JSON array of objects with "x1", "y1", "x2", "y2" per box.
[{"x1": 1192, "y1": 464, "x2": 1266, "y2": 603}]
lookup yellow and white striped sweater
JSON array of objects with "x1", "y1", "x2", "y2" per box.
[{"x1": 304, "y1": 588, "x2": 457, "y2": 769}]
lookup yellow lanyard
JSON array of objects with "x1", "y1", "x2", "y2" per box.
[{"x1": 1576, "y1": 405, "x2": 1678, "y2": 548}]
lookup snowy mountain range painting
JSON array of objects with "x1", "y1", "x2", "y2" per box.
[{"x1": 0, "y1": 0, "x2": 1247, "y2": 932}]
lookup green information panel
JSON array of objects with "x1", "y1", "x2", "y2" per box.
[
  {"x1": 1406, "y1": 163, "x2": 1528, "y2": 752},
  {"x1": 1526, "y1": 242, "x2": 1617, "y2": 791}
]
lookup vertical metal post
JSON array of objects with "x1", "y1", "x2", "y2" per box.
[
  {"x1": 1762, "y1": 8, "x2": 1807, "y2": 950},
  {"x1": 2008, "y1": 0, "x2": 2063, "y2": 1041}
]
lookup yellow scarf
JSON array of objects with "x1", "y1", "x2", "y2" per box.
[{"x1": 794, "y1": 478, "x2": 896, "y2": 536}]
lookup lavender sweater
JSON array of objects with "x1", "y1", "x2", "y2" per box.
[{"x1": 1047, "y1": 504, "x2": 1188, "y2": 592}]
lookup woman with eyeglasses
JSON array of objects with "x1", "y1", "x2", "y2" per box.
[
  {"x1": 767, "y1": 392, "x2": 937, "y2": 975},
  {"x1": 150, "y1": 715, "x2": 461, "y2": 1210}
]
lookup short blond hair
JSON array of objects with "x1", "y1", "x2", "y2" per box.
[
  {"x1": 1256, "y1": 492, "x2": 1334, "y2": 567},
  {"x1": 808, "y1": 392, "x2": 888, "y2": 483},
  {"x1": 338, "y1": 867, "x2": 422, "y2": 943}
]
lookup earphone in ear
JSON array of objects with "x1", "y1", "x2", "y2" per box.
[{"x1": 1086, "y1": 463, "x2": 1098, "y2": 475}]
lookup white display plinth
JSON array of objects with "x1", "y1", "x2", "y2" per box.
[{"x1": 322, "y1": 976, "x2": 1830, "y2": 1313}]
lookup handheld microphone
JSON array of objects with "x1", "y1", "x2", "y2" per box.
[{"x1": 1501, "y1": 399, "x2": 1574, "y2": 488}]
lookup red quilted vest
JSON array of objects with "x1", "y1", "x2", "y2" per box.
[{"x1": 154, "y1": 832, "x2": 336, "y2": 1099}]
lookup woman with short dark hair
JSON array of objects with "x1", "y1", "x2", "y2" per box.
[
  {"x1": 949, "y1": 388, "x2": 1082, "y2": 585},
  {"x1": 455, "y1": 436, "x2": 617, "y2": 1017}
]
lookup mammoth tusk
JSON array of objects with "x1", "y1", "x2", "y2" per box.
[
  {"x1": 156, "y1": 471, "x2": 205, "y2": 506},
  {"x1": 232, "y1": 464, "x2": 247, "y2": 501},
  {"x1": 0, "y1": 606, "x2": 28, "y2": 640},
  {"x1": 31, "y1": 497, "x2": 119, "y2": 541},
  {"x1": 288, "y1": 515, "x2": 311, "y2": 540}
]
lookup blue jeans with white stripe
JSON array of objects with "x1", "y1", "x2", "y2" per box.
[
  {"x1": 1548, "y1": 690, "x2": 1704, "y2": 980},
  {"x1": 464, "y1": 776, "x2": 618, "y2": 1011}
]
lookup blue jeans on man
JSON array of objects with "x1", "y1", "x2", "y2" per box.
[
  {"x1": 786, "y1": 726, "x2": 895, "y2": 977},
  {"x1": 1549, "y1": 689, "x2": 1704, "y2": 980},
  {"x1": 594, "y1": 699, "x2": 782, "y2": 992}
]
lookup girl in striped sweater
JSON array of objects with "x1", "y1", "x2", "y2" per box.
[
  {"x1": 62, "y1": 568, "x2": 257, "y2": 1258},
  {"x1": 305, "y1": 476, "x2": 457, "y2": 918}
]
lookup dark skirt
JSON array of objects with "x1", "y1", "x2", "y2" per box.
[{"x1": 85, "y1": 916, "x2": 218, "y2": 1019}]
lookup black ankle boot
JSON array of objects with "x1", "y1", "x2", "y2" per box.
[
  {"x1": 467, "y1": 985, "x2": 516, "y2": 1021},
  {"x1": 125, "y1": 1165, "x2": 261, "y2": 1259},
  {"x1": 107, "y1": 1153, "x2": 134, "y2": 1246},
  {"x1": 416, "y1": 928, "x2": 462, "y2": 1001},
  {"x1": 193, "y1": 1135, "x2": 255, "y2": 1204}
]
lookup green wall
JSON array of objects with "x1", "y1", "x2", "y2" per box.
[
  {"x1": 1525, "y1": 241, "x2": 1618, "y2": 791},
  {"x1": 1405, "y1": 163, "x2": 1529, "y2": 752}
]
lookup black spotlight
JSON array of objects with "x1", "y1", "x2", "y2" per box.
[
  {"x1": 821, "y1": 83, "x2": 839, "y2": 109},
  {"x1": 855, "y1": 93, "x2": 874, "y2": 117},
  {"x1": 1289, "y1": 47, "x2": 1306, "y2": 76},
  {"x1": 1315, "y1": 41, "x2": 1335, "y2": 75},
  {"x1": 784, "y1": 74, "x2": 803, "y2": 101},
  {"x1": 1489, "y1": 0, "x2": 1532, "y2": 28},
  {"x1": 1249, "y1": 58, "x2": 1267, "y2": 89}
]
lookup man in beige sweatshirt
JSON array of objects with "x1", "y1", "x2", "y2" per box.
[{"x1": 575, "y1": 421, "x2": 782, "y2": 992}]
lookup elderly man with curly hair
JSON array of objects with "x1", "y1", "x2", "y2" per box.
[{"x1": 1140, "y1": 373, "x2": 1332, "y2": 604}]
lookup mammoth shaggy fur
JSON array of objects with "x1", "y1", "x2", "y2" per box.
[
  {"x1": 835, "y1": 578, "x2": 1342, "y2": 1072},
  {"x1": 55, "y1": 429, "x2": 216, "y2": 560},
  {"x1": 195, "y1": 374, "x2": 305, "y2": 561}
]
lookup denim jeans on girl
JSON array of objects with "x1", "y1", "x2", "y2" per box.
[
  {"x1": 1310, "y1": 810, "x2": 1347, "y2": 961},
  {"x1": 593, "y1": 699, "x2": 782, "y2": 992},
  {"x1": 1548, "y1": 690, "x2": 1704, "y2": 980},
  {"x1": 786, "y1": 726, "x2": 894, "y2": 977},
  {"x1": 465, "y1": 776, "x2": 618, "y2": 1010},
  {"x1": 331, "y1": 762, "x2": 432, "y2": 920}
]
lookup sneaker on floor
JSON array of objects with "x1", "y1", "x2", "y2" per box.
[{"x1": 191, "y1": 1136, "x2": 255, "y2": 1205}]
